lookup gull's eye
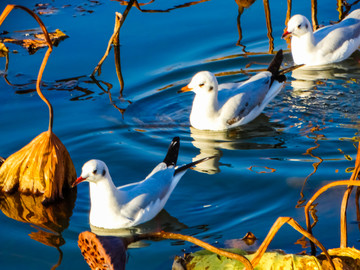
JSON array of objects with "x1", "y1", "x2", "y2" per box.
[
  {"x1": 199, "y1": 83, "x2": 205, "y2": 87},
  {"x1": 209, "y1": 86, "x2": 214, "y2": 91},
  {"x1": 297, "y1": 24, "x2": 301, "y2": 29},
  {"x1": 93, "y1": 169, "x2": 97, "y2": 174}
]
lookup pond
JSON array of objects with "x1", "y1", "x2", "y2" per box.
[{"x1": 1, "y1": 0, "x2": 360, "y2": 269}]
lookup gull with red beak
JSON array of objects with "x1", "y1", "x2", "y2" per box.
[
  {"x1": 73, "y1": 137, "x2": 213, "y2": 229},
  {"x1": 179, "y1": 50, "x2": 288, "y2": 131},
  {"x1": 282, "y1": 9, "x2": 360, "y2": 66}
]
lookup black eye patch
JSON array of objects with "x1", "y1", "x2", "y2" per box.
[
  {"x1": 199, "y1": 83, "x2": 205, "y2": 87},
  {"x1": 102, "y1": 169, "x2": 106, "y2": 176},
  {"x1": 297, "y1": 24, "x2": 301, "y2": 29},
  {"x1": 209, "y1": 86, "x2": 214, "y2": 91},
  {"x1": 93, "y1": 169, "x2": 97, "y2": 174}
]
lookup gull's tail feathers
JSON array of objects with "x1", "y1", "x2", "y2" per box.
[
  {"x1": 267, "y1": 50, "x2": 286, "y2": 84},
  {"x1": 175, "y1": 156, "x2": 216, "y2": 175},
  {"x1": 163, "y1": 137, "x2": 180, "y2": 167}
]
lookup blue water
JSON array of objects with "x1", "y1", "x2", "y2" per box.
[{"x1": 1, "y1": 0, "x2": 360, "y2": 269}]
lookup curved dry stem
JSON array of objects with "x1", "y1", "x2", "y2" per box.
[
  {"x1": 263, "y1": 0, "x2": 274, "y2": 54},
  {"x1": 141, "y1": 231, "x2": 253, "y2": 270},
  {"x1": 305, "y1": 180, "x2": 360, "y2": 250},
  {"x1": 91, "y1": 12, "x2": 124, "y2": 77},
  {"x1": 38, "y1": 48, "x2": 54, "y2": 132},
  {"x1": 311, "y1": 0, "x2": 319, "y2": 30},
  {"x1": 0, "y1": 4, "x2": 54, "y2": 132},
  {"x1": 251, "y1": 217, "x2": 334, "y2": 269},
  {"x1": 340, "y1": 143, "x2": 360, "y2": 248}
]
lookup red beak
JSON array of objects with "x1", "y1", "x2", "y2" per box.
[
  {"x1": 178, "y1": 85, "x2": 192, "y2": 93},
  {"x1": 72, "y1": 176, "x2": 86, "y2": 188},
  {"x1": 282, "y1": 30, "x2": 291, "y2": 39}
]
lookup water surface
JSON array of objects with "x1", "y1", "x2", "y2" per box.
[{"x1": 1, "y1": 0, "x2": 360, "y2": 269}]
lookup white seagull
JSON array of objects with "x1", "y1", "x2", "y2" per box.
[
  {"x1": 179, "y1": 50, "x2": 287, "y2": 131},
  {"x1": 72, "y1": 137, "x2": 213, "y2": 229},
  {"x1": 282, "y1": 9, "x2": 360, "y2": 66}
]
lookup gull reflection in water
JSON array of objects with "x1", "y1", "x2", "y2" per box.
[
  {"x1": 189, "y1": 115, "x2": 285, "y2": 174},
  {"x1": 89, "y1": 209, "x2": 187, "y2": 248},
  {"x1": 290, "y1": 53, "x2": 360, "y2": 91}
]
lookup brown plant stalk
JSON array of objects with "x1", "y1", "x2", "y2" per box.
[
  {"x1": 305, "y1": 180, "x2": 360, "y2": 252},
  {"x1": 0, "y1": 4, "x2": 76, "y2": 202},
  {"x1": 250, "y1": 217, "x2": 335, "y2": 269},
  {"x1": 0, "y1": 5, "x2": 54, "y2": 132},
  {"x1": 133, "y1": 231, "x2": 254, "y2": 269},
  {"x1": 340, "y1": 142, "x2": 360, "y2": 248}
]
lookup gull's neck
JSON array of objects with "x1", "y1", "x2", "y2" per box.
[
  {"x1": 191, "y1": 91, "x2": 219, "y2": 120},
  {"x1": 291, "y1": 32, "x2": 316, "y2": 64},
  {"x1": 89, "y1": 176, "x2": 126, "y2": 215}
]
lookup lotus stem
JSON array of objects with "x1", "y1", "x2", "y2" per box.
[{"x1": 0, "y1": 4, "x2": 54, "y2": 132}]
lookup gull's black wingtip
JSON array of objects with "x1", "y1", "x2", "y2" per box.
[
  {"x1": 163, "y1": 137, "x2": 180, "y2": 167},
  {"x1": 267, "y1": 50, "x2": 286, "y2": 83},
  {"x1": 267, "y1": 50, "x2": 283, "y2": 74},
  {"x1": 175, "y1": 156, "x2": 216, "y2": 175}
]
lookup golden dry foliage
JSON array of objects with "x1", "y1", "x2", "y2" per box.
[
  {"x1": 182, "y1": 247, "x2": 360, "y2": 269},
  {"x1": 0, "y1": 131, "x2": 76, "y2": 203},
  {"x1": 0, "y1": 5, "x2": 76, "y2": 203}
]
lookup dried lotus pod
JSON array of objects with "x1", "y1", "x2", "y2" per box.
[{"x1": 78, "y1": 231, "x2": 127, "y2": 270}]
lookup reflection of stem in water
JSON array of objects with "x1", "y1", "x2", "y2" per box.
[
  {"x1": 236, "y1": 7, "x2": 246, "y2": 51},
  {"x1": 114, "y1": 41, "x2": 124, "y2": 95},
  {"x1": 282, "y1": 0, "x2": 292, "y2": 47},
  {"x1": 337, "y1": 0, "x2": 360, "y2": 20},
  {"x1": 296, "y1": 126, "x2": 325, "y2": 255},
  {"x1": 311, "y1": 0, "x2": 319, "y2": 31},
  {"x1": 90, "y1": 75, "x2": 130, "y2": 116},
  {"x1": 29, "y1": 228, "x2": 65, "y2": 269},
  {"x1": 285, "y1": 0, "x2": 291, "y2": 26},
  {"x1": 296, "y1": 134, "x2": 323, "y2": 208},
  {"x1": 51, "y1": 247, "x2": 63, "y2": 270},
  {"x1": 119, "y1": 0, "x2": 210, "y2": 13},
  {"x1": 262, "y1": 0, "x2": 274, "y2": 54}
]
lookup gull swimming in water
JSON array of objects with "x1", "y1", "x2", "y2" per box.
[
  {"x1": 179, "y1": 50, "x2": 287, "y2": 131},
  {"x1": 72, "y1": 137, "x2": 213, "y2": 229},
  {"x1": 282, "y1": 9, "x2": 360, "y2": 66}
]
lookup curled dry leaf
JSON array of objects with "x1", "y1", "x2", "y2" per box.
[
  {"x1": 0, "y1": 131, "x2": 76, "y2": 203},
  {"x1": 181, "y1": 248, "x2": 360, "y2": 270},
  {"x1": 319, "y1": 248, "x2": 360, "y2": 269}
]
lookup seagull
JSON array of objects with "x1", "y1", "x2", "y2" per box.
[
  {"x1": 282, "y1": 9, "x2": 360, "y2": 66},
  {"x1": 179, "y1": 50, "x2": 287, "y2": 131},
  {"x1": 72, "y1": 137, "x2": 213, "y2": 229}
]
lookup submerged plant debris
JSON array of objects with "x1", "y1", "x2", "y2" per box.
[{"x1": 1, "y1": 29, "x2": 68, "y2": 54}]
